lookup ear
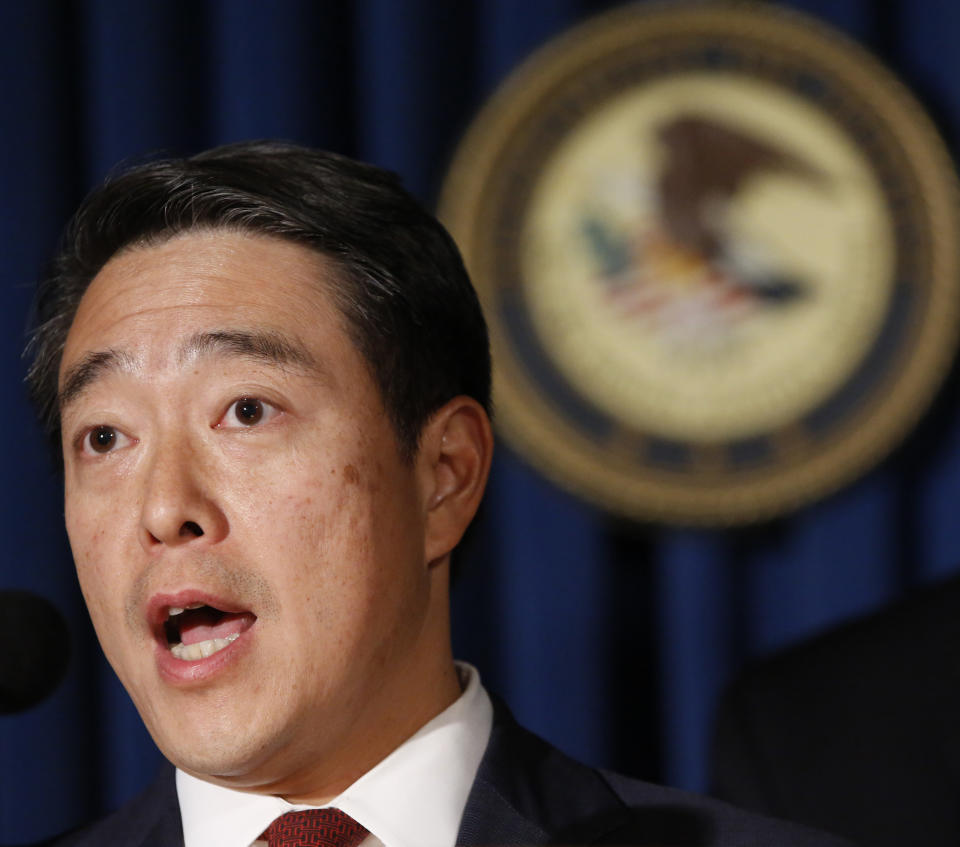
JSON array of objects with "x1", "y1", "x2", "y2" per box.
[{"x1": 417, "y1": 396, "x2": 494, "y2": 567}]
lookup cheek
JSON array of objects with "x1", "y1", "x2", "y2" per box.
[
  {"x1": 65, "y1": 506, "x2": 113, "y2": 608},
  {"x1": 271, "y1": 459, "x2": 378, "y2": 546},
  {"x1": 64, "y1": 495, "x2": 140, "y2": 654},
  {"x1": 255, "y1": 462, "x2": 409, "y2": 630},
  {"x1": 64, "y1": 464, "x2": 130, "y2": 551},
  {"x1": 74, "y1": 559, "x2": 121, "y2": 643}
]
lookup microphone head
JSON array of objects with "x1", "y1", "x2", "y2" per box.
[{"x1": 0, "y1": 590, "x2": 71, "y2": 714}]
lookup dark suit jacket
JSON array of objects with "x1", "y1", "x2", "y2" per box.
[
  {"x1": 712, "y1": 575, "x2": 960, "y2": 847},
  {"x1": 47, "y1": 703, "x2": 852, "y2": 847}
]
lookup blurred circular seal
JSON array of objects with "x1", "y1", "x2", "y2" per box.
[{"x1": 439, "y1": 1, "x2": 960, "y2": 525}]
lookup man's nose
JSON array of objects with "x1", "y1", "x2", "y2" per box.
[{"x1": 139, "y1": 441, "x2": 228, "y2": 551}]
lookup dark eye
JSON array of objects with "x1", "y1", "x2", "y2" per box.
[
  {"x1": 216, "y1": 397, "x2": 281, "y2": 429},
  {"x1": 90, "y1": 427, "x2": 115, "y2": 452},
  {"x1": 216, "y1": 397, "x2": 280, "y2": 430},
  {"x1": 234, "y1": 398, "x2": 263, "y2": 425},
  {"x1": 82, "y1": 425, "x2": 130, "y2": 455}
]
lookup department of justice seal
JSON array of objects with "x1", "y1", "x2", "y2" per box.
[{"x1": 439, "y1": 1, "x2": 960, "y2": 525}]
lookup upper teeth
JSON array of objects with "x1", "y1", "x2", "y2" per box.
[{"x1": 168, "y1": 603, "x2": 205, "y2": 617}]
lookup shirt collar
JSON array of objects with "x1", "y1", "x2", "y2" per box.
[{"x1": 176, "y1": 662, "x2": 493, "y2": 847}]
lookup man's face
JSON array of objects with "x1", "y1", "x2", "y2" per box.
[{"x1": 59, "y1": 230, "x2": 456, "y2": 799}]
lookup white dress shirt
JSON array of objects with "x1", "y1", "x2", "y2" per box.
[{"x1": 176, "y1": 663, "x2": 493, "y2": 847}]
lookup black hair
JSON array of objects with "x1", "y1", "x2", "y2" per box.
[{"x1": 26, "y1": 140, "x2": 491, "y2": 462}]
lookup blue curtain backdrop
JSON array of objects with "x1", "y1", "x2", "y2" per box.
[{"x1": 2, "y1": 1, "x2": 959, "y2": 843}]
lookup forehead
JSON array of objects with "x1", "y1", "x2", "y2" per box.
[{"x1": 61, "y1": 230, "x2": 348, "y2": 377}]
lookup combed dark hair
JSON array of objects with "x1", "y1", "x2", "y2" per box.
[{"x1": 26, "y1": 140, "x2": 491, "y2": 461}]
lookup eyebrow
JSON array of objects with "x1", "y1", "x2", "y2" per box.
[
  {"x1": 58, "y1": 329, "x2": 319, "y2": 415},
  {"x1": 176, "y1": 329, "x2": 317, "y2": 371},
  {"x1": 59, "y1": 349, "x2": 137, "y2": 413}
]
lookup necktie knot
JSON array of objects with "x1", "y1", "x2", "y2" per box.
[{"x1": 262, "y1": 808, "x2": 368, "y2": 847}]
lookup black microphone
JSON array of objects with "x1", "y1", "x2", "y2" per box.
[{"x1": 0, "y1": 590, "x2": 71, "y2": 714}]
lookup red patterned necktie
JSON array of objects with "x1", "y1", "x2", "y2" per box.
[{"x1": 262, "y1": 808, "x2": 368, "y2": 847}]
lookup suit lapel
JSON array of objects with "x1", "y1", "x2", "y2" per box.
[
  {"x1": 457, "y1": 774, "x2": 550, "y2": 846},
  {"x1": 131, "y1": 765, "x2": 184, "y2": 847},
  {"x1": 456, "y1": 701, "x2": 629, "y2": 846},
  {"x1": 105, "y1": 765, "x2": 184, "y2": 847}
]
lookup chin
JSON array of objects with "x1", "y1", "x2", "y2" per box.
[
  {"x1": 143, "y1": 699, "x2": 289, "y2": 783},
  {"x1": 160, "y1": 729, "x2": 282, "y2": 784}
]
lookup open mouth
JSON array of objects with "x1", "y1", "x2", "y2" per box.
[{"x1": 163, "y1": 604, "x2": 256, "y2": 661}]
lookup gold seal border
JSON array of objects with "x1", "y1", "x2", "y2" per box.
[{"x1": 439, "y1": 1, "x2": 960, "y2": 525}]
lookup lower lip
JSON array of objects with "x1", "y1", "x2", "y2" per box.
[{"x1": 154, "y1": 627, "x2": 254, "y2": 685}]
